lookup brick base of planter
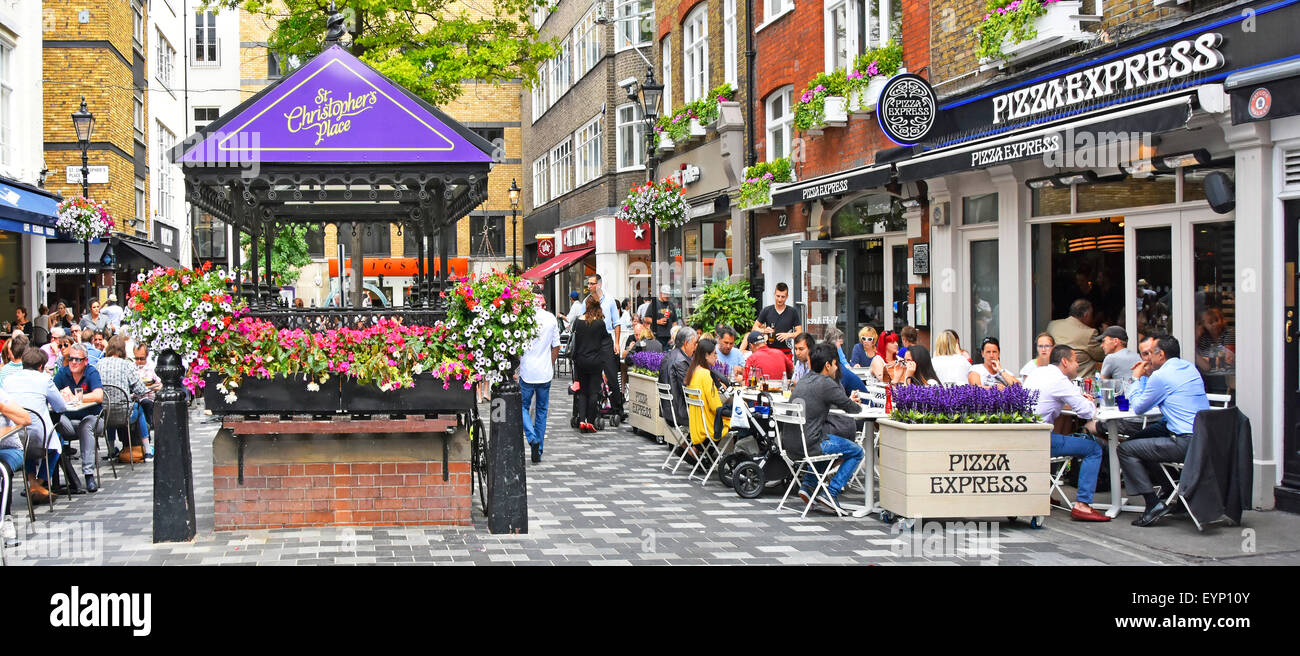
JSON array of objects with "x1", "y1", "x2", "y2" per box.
[{"x1": 212, "y1": 417, "x2": 471, "y2": 530}]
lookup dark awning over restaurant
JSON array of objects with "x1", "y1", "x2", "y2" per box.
[
  {"x1": 770, "y1": 164, "x2": 892, "y2": 207},
  {"x1": 118, "y1": 239, "x2": 181, "y2": 271},
  {"x1": 46, "y1": 241, "x2": 108, "y2": 274}
]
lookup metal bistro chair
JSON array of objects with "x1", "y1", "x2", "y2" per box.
[
  {"x1": 657, "y1": 383, "x2": 690, "y2": 470},
  {"x1": 771, "y1": 400, "x2": 846, "y2": 518},
  {"x1": 1155, "y1": 393, "x2": 1232, "y2": 524},
  {"x1": 18, "y1": 409, "x2": 53, "y2": 521},
  {"x1": 684, "y1": 388, "x2": 733, "y2": 487},
  {"x1": 101, "y1": 383, "x2": 136, "y2": 474}
]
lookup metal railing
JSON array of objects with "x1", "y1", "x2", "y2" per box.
[{"x1": 244, "y1": 306, "x2": 447, "y2": 330}]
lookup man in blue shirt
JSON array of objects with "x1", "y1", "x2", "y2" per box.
[
  {"x1": 1117, "y1": 335, "x2": 1209, "y2": 527},
  {"x1": 714, "y1": 326, "x2": 747, "y2": 377},
  {"x1": 52, "y1": 344, "x2": 105, "y2": 493}
]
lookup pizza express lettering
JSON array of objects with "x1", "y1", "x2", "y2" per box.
[
  {"x1": 969, "y1": 134, "x2": 1061, "y2": 167},
  {"x1": 285, "y1": 87, "x2": 379, "y2": 144},
  {"x1": 947, "y1": 453, "x2": 1012, "y2": 472},
  {"x1": 929, "y1": 475, "x2": 1030, "y2": 494},
  {"x1": 802, "y1": 179, "x2": 850, "y2": 200},
  {"x1": 991, "y1": 33, "x2": 1224, "y2": 125}
]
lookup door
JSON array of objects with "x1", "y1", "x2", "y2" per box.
[
  {"x1": 793, "y1": 240, "x2": 853, "y2": 343},
  {"x1": 884, "y1": 235, "x2": 910, "y2": 332},
  {"x1": 1284, "y1": 200, "x2": 1300, "y2": 505}
]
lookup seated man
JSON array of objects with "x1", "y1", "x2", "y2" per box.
[
  {"x1": 52, "y1": 343, "x2": 105, "y2": 493},
  {"x1": 791, "y1": 333, "x2": 816, "y2": 383},
  {"x1": 95, "y1": 335, "x2": 152, "y2": 462},
  {"x1": 657, "y1": 327, "x2": 698, "y2": 436},
  {"x1": 742, "y1": 331, "x2": 793, "y2": 381},
  {"x1": 1119, "y1": 335, "x2": 1210, "y2": 527},
  {"x1": 0, "y1": 384, "x2": 35, "y2": 538},
  {"x1": 1022, "y1": 345, "x2": 1110, "y2": 522},
  {"x1": 79, "y1": 329, "x2": 104, "y2": 366},
  {"x1": 783, "y1": 343, "x2": 864, "y2": 514},
  {"x1": 713, "y1": 326, "x2": 747, "y2": 377}
]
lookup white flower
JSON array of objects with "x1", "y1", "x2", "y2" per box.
[
  {"x1": 306, "y1": 382, "x2": 320, "y2": 392},
  {"x1": 224, "y1": 392, "x2": 238, "y2": 403}
]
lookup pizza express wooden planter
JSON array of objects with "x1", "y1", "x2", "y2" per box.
[
  {"x1": 876, "y1": 418, "x2": 1052, "y2": 521},
  {"x1": 625, "y1": 372, "x2": 670, "y2": 442}
]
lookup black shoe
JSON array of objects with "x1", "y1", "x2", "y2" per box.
[
  {"x1": 530, "y1": 442, "x2": 541, "y2": 463},
  {"x1": 85, "y1": 475, "x2": 98, "y2": 493},
  {"x1": 54, "y1": 484, "x2": 86, "y2": 496},
  {"x1": 1131, "y1": 501, "x2": 1171, "y2": 527},
  {"x1": 103, "y1": 448, "x2": 120, "y2": 461}
]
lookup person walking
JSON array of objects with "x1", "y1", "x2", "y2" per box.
[
  {"x1": 101, "y1": 294, "x2": 125, "y2": 331},
  {"x1": 519, "y1": 294, "x2": 560, "y2": 463},
  {"x1": 570, "y1": 296, "x2": 613, "y2": 434}
]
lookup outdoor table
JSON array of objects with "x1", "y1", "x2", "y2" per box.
[
  {"x1": 1091, "y1": 406, "x2": 1164, "y2": 518},
  {"x1": 830, "y1": 405, "x2": 889, "y2": 518}
]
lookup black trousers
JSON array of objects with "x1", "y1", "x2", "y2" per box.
[
  {"x1": 575, "y1": 362, "x2": 604, "y2": 424},
  {"x1": 600, "y1": 347, "x2": 624, "y2": 415},
  {"x1": 1118, "y1": 432, "x2": 1191, "y2": 497}
]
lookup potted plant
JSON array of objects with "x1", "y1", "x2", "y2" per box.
[
  {"x1": 615, "y1": 178, "x2": 691, "y2": 231},
  {"x1": 793, "y1": 70, "x2": 849, "y2": 134},
  {"x1": 977, "y1": 0, "x2": 1082, "y2": 62},
  {"x1": 695, "y1": 83, "x2": 737, "y2": 129},
  {"x1": 686, "y1": 279, "x2": 758, "y2": 336},
  {"x1": 442, "y1": 271, "x2": 541, "y2": 386},
  {"x1": 848, "y1": 40, "x2": 904, "y2": 114},
  {"x1": 737, "y1": 157, "x2": 794, "y2": 209},
  {"x1": 125, "y1": 261, "x2": 243, "y2": 390},
  {"x1": 877, "y1": 384, "x2": 1051, "y2": 522},
  {"x1": 625, "y1": 351, "x2": 668, "y2": 439}
]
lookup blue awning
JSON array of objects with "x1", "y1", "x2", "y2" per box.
[{"x1": 0, "y1": 178, "x2": 61, "y2": 237}]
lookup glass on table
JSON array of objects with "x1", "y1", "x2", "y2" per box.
[{"x1": 74, "y1": 388, "x2": 84, "y2": 405}]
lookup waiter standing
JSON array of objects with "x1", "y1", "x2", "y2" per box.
[{"x1": 752, "y1": 282, "x2": 803, "y2": 355}]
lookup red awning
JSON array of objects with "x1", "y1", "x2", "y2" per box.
[{"x1": 521, "y1": 247, "x2": 594, "y2": 283}]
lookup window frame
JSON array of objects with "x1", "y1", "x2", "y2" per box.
[
  {"x1": 550, "y1": 137, "x2": 573, "y2": 199},
  {"x1": 661, "y1": 36, "x2": 673, "y2": 117},
  {"x1": 469, "y1": 214, "x2": 507, "y2": 258},
  {"x1": 615, "y1": 0, "x2": 655, "y2": 51},
  {"x1": 574, "y1": 115, "x2": 603, "y2": 187},
  {"x1": 761, "y1": 0, "x2": 795, "y2": 27},
  {"x1": 155, "y1": 29, "x2": 176, "y2": 91},
  {"x1": 194, "y1": 11, "x2": 219, "y2": 65},
  {"x1": 135, "y1": 176, "x2": 147, "y2": 231},
  {"x1": 616, "y1": 102, "x2": 646, "y2": 172},
  {"x1": 0, "y1": 40, "x2": 11, "y2": 167},
  {"x1": 765, "y1": 86, "x2": 794, "y2": 161},
  {"x1": 132, "y1": 1, "x2": 145, "y2": 49},
  {"x1": 133, "y1": 87, "x2": 146, "y2": 144},
  {"x1": 156, "y1": 121, "x2": 176, "y2": 222},
  {"x1": 724, "y1": 0, "x2": 739, "y2": 87},
  {"x1": 682, "y1": 5, "x2": 709, "y2": 105},
  {"x1": 533, "y1": 155, "x2": 550, "y2": 208}
]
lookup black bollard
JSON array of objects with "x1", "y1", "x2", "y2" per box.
[
  {"x1": 488, "y1": 368, "x2": 527, "y2": 534},
  {"x1": 153, "y1": 349, "x2": 197, "y2": 543}
]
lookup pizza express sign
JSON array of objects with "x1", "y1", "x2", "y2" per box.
[{"x1": 878, "y1": 74, "x2": 938, "y2": 146}]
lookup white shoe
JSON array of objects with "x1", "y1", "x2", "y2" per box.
[{"x1": 1, "y1": 515, "x2": 15, "y2": 540}]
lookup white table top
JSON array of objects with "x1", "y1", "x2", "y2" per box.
[
  {"x1": 60, "y1": 401, "x2": 100, "y2": 413},
  {"x1": 831, "y1": 406, "x2": 890, "y2": 419}
]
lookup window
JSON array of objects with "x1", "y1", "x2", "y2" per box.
[
  {"x1": 0, "y1": 42, "x2": 10, "y2": 167},
  {"x1": 970, "y1": 239, "x2": 999, "y2": 364},
  {"x1": 573, "y1": 8, "x2": 602, "y2": 80},
  {"x1": 574, "y1": 115, "x2": 603, "y2": 186},
  {"x1": 470, "y1": 214, "x2": 506, "y2": 257},
  {"x1": 156, "y1": 30, "x2": 176, "y2": 90},
  {"x1": 683, "y1": 6, "x2": 709, "y2": 104},
  {"x1": 533, "y1": 155, "x2": 549, "y2": 207},
  {"x1": 196, "y1": 213, "x2": 227, "y2": 260},
  {"x1": 962, "y1": 193, "x2": 999, "y2": 225},
  {"x1": 531, "y1": 61, "x2": 548, "y2": 121},
  {"x1": 827, "y1": 0, "x2": 850, "y2": 71},
  {"x1": 550, "y1": 139, "x2": 573, "y2": 199},
  {"x1": 549, "y1": 40, "x2": 570, "y2": 106},
  {"x1": 194, "y1": 107, "x2": 220, "y2": 129},
  {"x1": 616, "y1": 103, "x2": 645, "y2": 171},
  {"x1": 471, "y1": 127, "x2": 504, "y2": 160},
  {"x1": 133, "y1": 87, "x2": 145, "y2": 143},
  {"x1": 132, "y1": 1, "x2": 144, "y2": 47},
  {"x1": 661, "y1": 36, "x2": 673, "y2": 117},
  {"x1": 135, "y1": 177, "x2": 147, "y2": 230},
  {"x1": 402, "y1": 228, "x2": 422, "y2": 258},
  {"x1": 616, "y1": 0, "x2": 654, "y2": 51},
  {"x1": 267, "y1": 51, "x2": 300, "y2": 78},
  {"x1": 724, "y1": 0, "x2": 738, "y2": 86},
  {"x1": 765, "y1": 0, "x2": 794, "y2": 22},
  {"x1": 531, "y1": 2, "x2": 552, "y2": 29},
  {"x1": 824, "y1": 0, "x2": 899, "y2": 72},
  {"x1": 194, "y1": 12, "x2": 219, "y2": 64},
  {"x1": 156, "y1": 122, "x2": 175, "y2": 221},
  {"x1": 305, "y1": 225, "x2": 325, "y2": 258},
  {"x1": 765, "y1": 86, "x2": 793, "y2": 160},
  {"x1": 865, "y1": 0, "x2": 901, "y2": 50}
]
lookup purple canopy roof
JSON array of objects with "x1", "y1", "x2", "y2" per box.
[{"x1": 177, "y1": 45, "x2": 493, "y2": 165}]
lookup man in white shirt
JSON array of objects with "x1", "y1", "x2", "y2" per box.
[
  {"x1": 564, "y1": 290, "x2": 584, "y2": 332},
  {"x1": 519, "y1": 294, "x2": 560, "y2": 463},
  {"x1": 101, "y1": 294, "x2": 125, "y2": 331},
  {"x1": 1022, "y1": 344, "x2": 1110, "y2": 522}
]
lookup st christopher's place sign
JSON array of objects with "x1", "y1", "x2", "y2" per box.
[{"x1": 877, "y1": 73, "x2": 938, "y2": 146}]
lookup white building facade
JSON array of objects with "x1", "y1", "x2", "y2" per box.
[{"x1": 148, "y1": 0, "x2": 189, "y2": 266}]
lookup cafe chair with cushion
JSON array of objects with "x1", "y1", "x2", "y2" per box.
[
  {"x1": 657, "y1": 383, "x2": 690, "y2": 471},
  {"x1": 101, "y1": 383, "x2": 137, "y2": 473},
  {"x1": 683, "y1": 388, "x2": 732, "y2": 487},
  {"x1": 1155, "y1": 393, "x2": 1232, "y2": 524},
  {"x1": 771, "y1": 400, "x2": 846, "y2": 519}
]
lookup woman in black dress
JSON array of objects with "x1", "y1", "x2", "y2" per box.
[{"x1": 571, "y1": 295, "x2": 612, "y2": 433}]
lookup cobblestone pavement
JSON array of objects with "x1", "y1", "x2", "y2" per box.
[{"x1": 1, "y1": 399, "x2": 1271, "y2": 566}]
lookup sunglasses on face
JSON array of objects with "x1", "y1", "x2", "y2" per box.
[
  {"x1": 861, "y1": 337, "x2": 875, "y2": 342},
  {"x1": 135, "y1": 357, "x2": 147, "y2": 363},
  {"x1": 68, "y1": 357, "x2": 86, "y2": 363}
]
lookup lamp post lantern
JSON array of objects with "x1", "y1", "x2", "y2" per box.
[
  {"x1": 508, "y1": 178, "x2": 521, "y2": 270},
  {"x1": 633, "y1": 67, "x2": 663, "y2": 293},
  {"x1": 71, "y1": 97, "x2": 96, "y2": 313}
]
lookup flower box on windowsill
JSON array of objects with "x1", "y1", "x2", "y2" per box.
[
  {"x1": 658, "y1": 136, "x2": 676, "y2": 152},
  {"x1": 850, "y1": 76, "x2": 890, "y2": 117},
  {"x1": 981, "y1": 1, "x2": 1096, "y2": 69},
  {"x1": 806, "y1": 96, "x2": 849, "y2": 135},
  {"x1": 689, "y1": 119, "x2": 707, "y2": 138}
]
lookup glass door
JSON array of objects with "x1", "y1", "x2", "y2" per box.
[
  {"x1": 793, "y1": 241, "x2": 853, "y2": 343},
  {"x1": 884, "y1": 235, "x2": 910, "y2": 333}
]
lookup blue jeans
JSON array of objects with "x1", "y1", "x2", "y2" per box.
[
  {"x1": 520, "y1": 380, "x2": 551, "y2": 451},
  {"x1": 1051, "y1": 432, "x2": 1103, "y2": 504},
  {"x1": 800, "y1": 434, "x2": 864, "y2": 498}
]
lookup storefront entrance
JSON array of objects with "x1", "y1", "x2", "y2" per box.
[
  {"x1": 793, "y1": 234, "x2": 909, "y2": 342},
  {"x1": 1281, "y1": 199, "x2": 1300, "y2": 512}
]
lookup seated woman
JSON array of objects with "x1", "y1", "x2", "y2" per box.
[
  {"x1": 931, "y1": 329, "x2": 973, "y2": 386},
  {"x1": 824, "y1": 327, "x2": 867, "y2": 395},
  {"x1": 886, "y1": 345, "x2": 942, "y2": 386},
  {"x1": 968, "y1": 337, "x2": 1020, "y2": 389},
  {"x1": 849, "y1": 326, "x2": 878, "y2": 368},
  {"x1": 1019, "y1": 332, "x2": 1055, "y2": 378},
  {"x1": 869, "y1": 330, "x2": 903, "y2": 382},
  {"x1": 684, "y1": 338, "x2": 730, "y2": 448}
]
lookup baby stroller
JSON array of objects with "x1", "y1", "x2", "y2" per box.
[
  {"x1": 569, "y1": 373, "x2": 621, "y2": 430},
  {"x1": 556, "y1": 331, "x2": 573, "y2": 377},
  {"x1": 714, "y1": 391, "x2": 796, "y2": 498}
]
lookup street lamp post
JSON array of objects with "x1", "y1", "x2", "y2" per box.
[
  {"x1": 632, "y1": 67, "x2": 663, "y2": 293},
  {"x1": 71, "y1": 97, "x2": 96, "y2": 314},
  {"x1": 508, "y1": 178, "x2": 521, "y2": 270}
]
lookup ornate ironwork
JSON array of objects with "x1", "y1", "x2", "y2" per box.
[{"x1": 245, "y1": 307, "x2": 447, "y2": 331}]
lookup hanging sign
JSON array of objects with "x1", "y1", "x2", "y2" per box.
[
  {"x1": 877, "y1": 74, "x2": 938, "y2": 146},
  {"x1": 537, "y1": 233, "x2": 556, "y2": 259}
]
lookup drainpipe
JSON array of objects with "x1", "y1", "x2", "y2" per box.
[{"x1": 745, "y1": 0, "x2": 758, "y2": 294}]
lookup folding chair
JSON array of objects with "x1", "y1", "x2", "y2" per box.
[
  {"x1": 1155, "y1": 394, "x2": 1231, "y2": 527},
  {"x1": 657, "y1": 383, "x2": 689, "y2": 470},
  {"x1": 18, "y1": 410, "x2": 53, "y2": 520},
  {"x1": 102, "y1": 383, "x2": 137, "y2": 472},
  {"x1": 771, "y1": 400, "x2": 846, "y2": 518},
  {"x1": 684, "y1": 388, "x2": 733, "y2": 486},
  {"x1": 1048, "y1": 456, "x2": 1074, "y2": 511}
]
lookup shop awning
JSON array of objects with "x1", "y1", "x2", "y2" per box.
[
  {"x1": 0, "y1": 177, "x2": 61, "y2": 237},
  {"x1": 118, "y1": 240, "x2": 181, "y2": 271},
  {"x1": 521, "y1": 247, "x2": 594, "y2": 283},
  {"x1": 896, "y1": 94, "x2": 1195, "y2": 182},
  {"x1": 770, "y1": 164, "x2": 892, "y2": 207},
  {"x1": 46, "y1": 241, "x2": 108, "y2": 274},
  {"x1": 1227, "y1": 59, "x2": 1300, "y2": 124}
]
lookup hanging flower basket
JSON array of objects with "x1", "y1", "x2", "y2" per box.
[
  {"x1": 615, "y1": 178, "x2": 690, "y2": 230},
  {"x1": 124, "y1": 261, "x2": 245, "y2": 389},
  {"x1": 976, "y1": 0, "x2": 1063, "y2": 61},
  {"x1": 56, "y1": 196, "x2": 114, "y2": 241},
  {"x1": 442, "y1": 272, "x2": 540, "y2": 386}
]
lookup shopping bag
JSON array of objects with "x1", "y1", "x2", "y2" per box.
[{"x1": 729, "y1": 394, "x2": 749, "y2": 431}]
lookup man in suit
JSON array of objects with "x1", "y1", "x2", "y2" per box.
[{"x1": 1046, "y1": 299, "x2": 1107, "y2": 378}]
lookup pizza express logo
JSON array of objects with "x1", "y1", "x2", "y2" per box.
[
  {"x1": 878, "y1": 74, "x2": 937, "y2": 146},
  {"x1": 284, "y1": 87, "x2": 379, "y2": 145}
]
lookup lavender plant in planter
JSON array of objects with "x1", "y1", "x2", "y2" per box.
[{"x1": 625, "y1": 351, "x2": 669, "y2": 440}]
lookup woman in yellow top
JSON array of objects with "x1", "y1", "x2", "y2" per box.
[{"x1": 684, "y1": 338, "x2": 730, "y2": 446}]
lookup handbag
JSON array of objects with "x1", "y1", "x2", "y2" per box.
[{"x1": 119, "y1": 446, "x2": 146, "y2": 463}]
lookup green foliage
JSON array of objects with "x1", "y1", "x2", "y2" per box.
[
  {"x1": 686, "y1": 279, "x2": 757, "y2": 335},
  {"x1": 737, "y1": 157, "x2": 794, "y2": 209},
  {"x1": 213, "y1": 0, "x2": 560, "y2": 106},
  {"x1": 793, "y1": 70, "x2": 848, "y2": 131},
  {"x1": 976, "y1": 0, "x2": 1051, "y2": 61},
  {"x1": 848, "y1": 39, "x2": 904, "y2": 93},
  {"x1": 654, "y1": 82, "x2": 737, "y2": 146},
  {"x1": 239, "y1": 224, "x2": 314, "y2": 286}
]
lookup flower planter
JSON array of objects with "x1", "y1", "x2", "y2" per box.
[
  {"x1": 823, "y1": 96, "x2": 848, "y2": 126},
  {"x1": 625, "y1": 372, "x2": 667, "y2": 440},
  {"x1": 689, "y1": 119, "x2": 706, "y2": 138},
  {"x1": 996, "y1": 1, "x2": 1091, "y2": 65},
  {"x1": 343, "y1": 374, "x2": 475, "y2": 414},
  {"x1": 205, "y1": 375, "x2": 342, "y2": 415},
  {"x1": 658, "y1": 136, "x2": 676, "y2": 152},
  {"x1": 876, "y1": 418, "x2": 1051, "y2": 520},
  {"x1": 851, "y1": 76, "x2": 889, "y2": 115}
]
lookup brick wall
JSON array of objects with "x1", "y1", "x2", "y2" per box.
[{"x1": 213, "y1": 461, "x2": 472, "y2": 529}]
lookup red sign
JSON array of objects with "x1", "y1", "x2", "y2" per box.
[
  {"x1": 537, "y1": 235, "x2": 555, "y2": 259},
  {"x1": 1249, "y1": 88, "x2": 1272, "y2": 119},
  {"x1": 327, "y1": 257, "x2": 468, "y2": 277},
  {"x1": 561, "y1": 221, "x2": 595, "y2": 250},
  {"x1": 615, "y1": 220, "x2": 650, "y2": 251}
]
